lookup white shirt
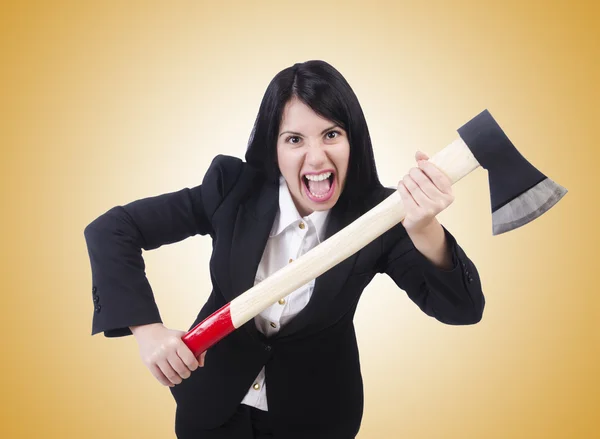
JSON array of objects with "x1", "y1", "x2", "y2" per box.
[{"x1": 240, "y1": 176, "x2": 330, "y2": 411}]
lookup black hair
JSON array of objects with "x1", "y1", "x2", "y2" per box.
[{"x1": 245, "y1": 60, "x2": 383, "y2": 208}]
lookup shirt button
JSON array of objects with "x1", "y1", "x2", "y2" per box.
[
  {"x1": 288, "y1": 258, "x2": 293, "y2": 264},
  {"x1": 253, "y1": 383, "x2": 260, "y2": 390},
  {"x1": 270, "y1": 322, "x2": 277, "y2": 329},
  {"x1": 299, "y1": 222, "x2": 305, "y2": 230},
  {"x1": 278, "y1": 298, "x2": 286, "y2": 305}
]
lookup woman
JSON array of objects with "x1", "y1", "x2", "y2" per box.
[{"x1": 84, "y1": 60, "x2": 485, "y2": 438}]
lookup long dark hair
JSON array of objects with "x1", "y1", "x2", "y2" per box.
[{"x1": 245, "y1": 60, "x2": 383, "y2": 208}]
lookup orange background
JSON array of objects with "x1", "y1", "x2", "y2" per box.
[{"x1": 1, "y1": 1, "x2": 598, "y2": 437}]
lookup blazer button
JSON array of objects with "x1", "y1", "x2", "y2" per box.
[
  {"x1": 95, "y1": 304, "x2": 102, "y2": 313},
  {"x1": 93, "y1": 296, "x2": 100, "y2": 304},
  {"x1": 92, "y1": 286, "x2": 97, "y2": 294},
  {"x1": 468, "y1": 276, "x2": 473, "y2": 283}
]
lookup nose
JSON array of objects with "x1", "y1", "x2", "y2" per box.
[{"x1": 305, "y1": 142, "x2": 327, "y2": 168}]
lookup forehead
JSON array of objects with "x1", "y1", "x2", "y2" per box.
[{"x1": 279, "y1": 98, "x2": 335, "y2": 133}]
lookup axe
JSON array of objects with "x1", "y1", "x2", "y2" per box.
[{"x1": 181, "y1": 109, "x2": 568, "y2": 357}]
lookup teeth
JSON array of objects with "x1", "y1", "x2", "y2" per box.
[{"x1": 305, "y1": 172, "x2": 332, "y2": 182}]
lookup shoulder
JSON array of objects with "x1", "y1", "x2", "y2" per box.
[
  {"x1": 204, "y1": 154, "x2": 244, "y2": 183},
  {"x1": 200, "y1": 154, "x2": 267, "y2": 210},
  {"x1": 203, "y1": 154, "x2": 264, "y2": 193}
]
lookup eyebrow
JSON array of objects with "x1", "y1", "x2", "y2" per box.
[{"x1": 278, "y1": 125, "x2": 340, "y2": 137}]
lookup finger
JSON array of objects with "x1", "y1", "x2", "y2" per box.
[
  {"x1": 150, "y1": 363, "x2": 175, "y2": 387},
  {"x1": 406, "y1": 170, "x2": 437, "y2": 210},
  {"x1": 401, "y1": 174, "x2": 426, "y2": 208},
  {"x1": 176, "y1": 344, "x2": 200, "y2": 372},
  {"x1": 397, "y1": 181, "x2": 418, "y2": 213},
  {"x1": 168, "y1": 353, "x2": 192, "y2": 380},
  {"x1": 158, "y1": 359, "x2": 183, "y2": 385},
  {"x1": 198, "y1": 351, "x2": 206, "y2": 367},
  {"x1": 417, "y1": 160, "x2": 452, "y2": 194},
  {"x1": 409, "y1": 167, "x2": 443, "y2": 202}
]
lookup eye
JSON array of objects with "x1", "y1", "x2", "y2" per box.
[
  {"x1": 286, "y1": 136, "x2": 301, "y2": 144},
  {"x1": 326, "y1": 130, "x2": 341, "y2": 139}
]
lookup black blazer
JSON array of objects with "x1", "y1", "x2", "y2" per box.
[{"x1": 83, "y1": 154, "x2": 485, "y2": 439}]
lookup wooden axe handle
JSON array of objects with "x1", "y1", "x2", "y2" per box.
[{"x1": 182, "y1": 137, "x2": 480, "y2": 357}]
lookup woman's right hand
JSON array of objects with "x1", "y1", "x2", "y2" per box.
[{"x1": 130, "y1": 323, "x2": 207, "y2": 387}]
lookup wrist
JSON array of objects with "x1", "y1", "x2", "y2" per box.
[
  {"x1": 407, "y1": 220, "x2": 453, "y2": 270},
  {"x1": 406, "y1": 218, "x2": 439, "y2": 239},
  {"x1": 130, "y1": 322, "x2": 164, "y2": 337}
]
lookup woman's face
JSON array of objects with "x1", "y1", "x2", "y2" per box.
[{"x1": 277, "y1": 97, "x2": 350, "y2": 217}]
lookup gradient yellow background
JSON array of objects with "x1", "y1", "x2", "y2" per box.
[{"x1": 1, "y1": 0, "x2": 597, "y2": 437}]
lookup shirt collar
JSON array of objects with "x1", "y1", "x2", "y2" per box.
[{"x1": 270, "y1": 175, "x2": 330, "y2": 243}]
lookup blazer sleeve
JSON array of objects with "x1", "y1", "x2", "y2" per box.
[
  {"x1": 83, "y1": 154, "x2": 244, "y2": 337},
  {"x1": 377, "y1": 223, "x2": 485, "y2": 325}
]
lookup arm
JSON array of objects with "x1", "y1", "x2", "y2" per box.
[
  {"x1": 83, "y1": 154, "x2": 244, "y2": 337},
  {"x1": 377, "y1": 221, "x2": 485, "y2": 325},
  {"x1": 407, "y1": 218, "x2": 454, "y2": 270}
]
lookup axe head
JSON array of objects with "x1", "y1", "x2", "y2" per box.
[{"x1": 458, "y1": 110, "x2": 567, "y2": 235}]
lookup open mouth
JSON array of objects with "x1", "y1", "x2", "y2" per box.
[{"x1": 302, "y1": 171, "x2": 336, "y2": 202}]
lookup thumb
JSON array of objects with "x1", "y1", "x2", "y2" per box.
[
  {"x1": 173, "y1": 329, "x2": 187, "y2": 338},
  {"x1": 415, "y1": 150, "x2": 429, "y2": 161},
  {"x1": 197, "y1": 351, "x2": 206, "y2": 367}
]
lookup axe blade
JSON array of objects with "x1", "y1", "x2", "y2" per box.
[
  {"x1": 457, "y1": 110, "x2": 568, "y2": 236},
  {"x1": 490, "y1": 177, "x2": 567, "y2": 235}
]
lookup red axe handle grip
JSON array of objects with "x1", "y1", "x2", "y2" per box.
[{"x1": 181, "y1": 303, "x2": 235, "y2": 357}]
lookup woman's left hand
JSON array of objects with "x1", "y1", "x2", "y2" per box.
[{"x1": 397, "y1": 150, "x2": 455, "y2": 234}]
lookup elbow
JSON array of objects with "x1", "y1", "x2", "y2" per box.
[
  {"x1": 465, "y1": 306, "x2": 484, "y2": 324},
  {"x1": 83, "y1": 206, "x2": 122, "y2": 240},
  {"x1": 83, "y1": 222, "x2": 99, "y2": 244},
  {"x1": 472, "y1": 291, "x2": 486, "y2": 323},
  {"x1": 84, "y1": 211, "x2": 109, "y2": 238},
  {"x1": 83, "y1": 222, "x2": 96, "y2": 238},
  {"x1": 436, "y1": 293, "x2": 485, "y2": 325},
  {"x1": 459, "y1": 293, "x2": 485, "y2": 325},
  {"x1": 84, "y1": 220, "x2": 106, "y2": 245}
]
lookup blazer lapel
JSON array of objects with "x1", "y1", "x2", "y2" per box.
[
  {"x1": 273, "y1": 200, "x2": 361, "y2": 339},
  {"x1": 229, "y1": 179, "x2": 279, "y2": 303}
]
